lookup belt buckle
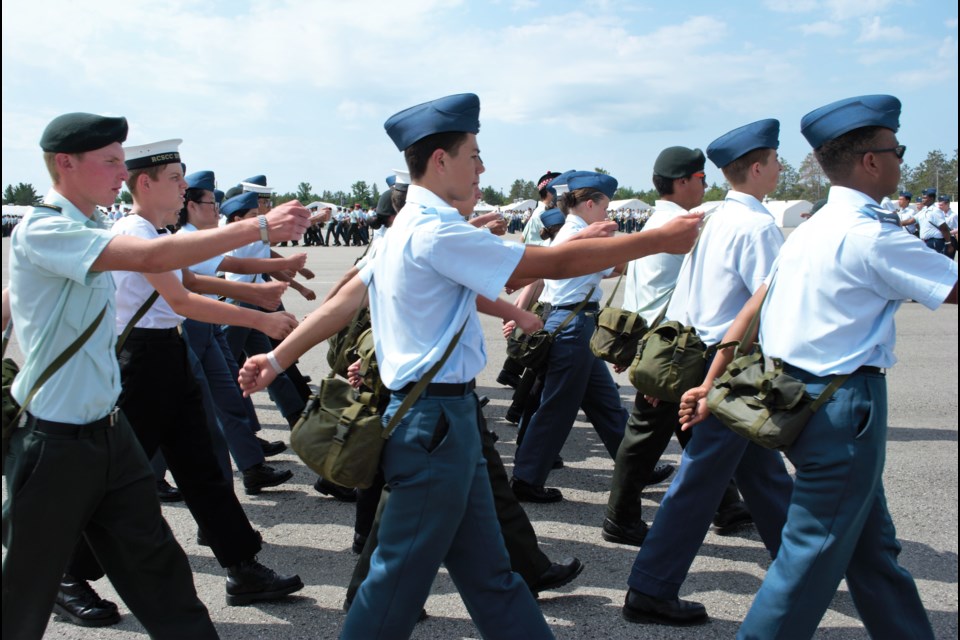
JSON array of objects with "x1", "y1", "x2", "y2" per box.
[{"x1": 108, "y1": 407, "x2": 119, "y2": 426}]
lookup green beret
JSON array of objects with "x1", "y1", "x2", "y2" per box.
[
  {"x1": 653, "y1": 146, "x2": 706, "y2": 179},
  {"x1": 40, "y1": 112, "x2": 128, "y2": 153}
]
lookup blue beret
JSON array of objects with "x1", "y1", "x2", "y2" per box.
[
  {"x1": 384, "y1": 93, "x2": 480, "y2": 151},
  {"x1": 185, "y1": 170, "x2": 215, "y2": 192},
  {"x1": 546, "y1": 170, "x2": 578, "y2": 197},
  {"x1": 221, "y1": 191, "x2": 259, "y2": 220},
  {"x1": 566, "y1": 171, "x2": 618, "y2": 200},
  {"x1": 801, "y1": 94, "x2": 900, "y2": 149},
  {"x1": 40, "y1": 112, "x2": 128, "y2": 153},
  {"x1": 922, "y1": 187, "x2": 937, "y2": 197},
  {"x1": 899, "y1": 190, "x2": 913, "y2": 199},
  {"x1": 540, "y1": 208, "x2": 565, "y2": 228},
  {"x1": 938, "y1": 194, "x2": 951, "y2": 203},
  {"x1": 214, "y1": 189, "x2": 225, "y2": 204},
  {"x1": 386, "y1": 175, "x2": 396, "y2": 187},
  {"x1": 243, "y1": 175, "x2": 267, "y2": 187},
  {"x1": 707, "y1": 119, "x2": 780, "y2": 169}
]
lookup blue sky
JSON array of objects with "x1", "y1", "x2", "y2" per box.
[{"x1": 2, "y1": 0, "x2": 957, "y2": 198}]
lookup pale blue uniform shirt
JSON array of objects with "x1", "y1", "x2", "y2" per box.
[
  {"x1": 358, "y1": 184, "x2": 525, "y2": 389},
  {"x1": 761, "y1": 186, "x2": 957, "y2": 376},
  {"x1": 540, "y1": 214, "x2": 610, "y2": 306},
  {"x1": 622, "y1": 200, "x2": 687, "y2": 324},
  {"x1": 179, "y1": 222, "x2": 223, "y2": 299},
  {"x1": 915, "y1": 205, "x2": 947, "y2": 241},
  {"x1": 226, "y1": 239, "x2": 270, "y2": 284},
  {"x1": 667, "y1": 190, "x2": 783, "y2": 346},
  {"x1": 8, "y1": 189, "x2": 120, "y2": 423}
]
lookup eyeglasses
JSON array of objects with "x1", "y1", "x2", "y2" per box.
[
  {"x1": 691, "y1": 171, "x2": 707, "y2": 186},
  {"x1": 194, "y1": 201, "x2": 217, "y2": 207},
  {"x1": 858, "y1": 145, "x2": 906, "y2": 159}
]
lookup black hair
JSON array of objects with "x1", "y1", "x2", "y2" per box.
[
  {"x1": 815, "y1": 126, "x2": 884, "y2": 183},
  {"x1": 404, "y1": 131, "x2": 469, "y2": 180}
]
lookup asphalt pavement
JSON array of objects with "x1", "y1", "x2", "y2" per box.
[{"x1": 2, "y1": 235, "x2": 957, "y2": 639}]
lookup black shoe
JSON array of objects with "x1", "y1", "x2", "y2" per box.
[
  {"x1": 53, "y1": 575, "x2": 121, "y2": 627},
  {"x1": 621, "y1": 588, "x2": 708, "y2": 626},
  {"x1": 645, "y1": 462, "x2": 676, "y2": 487},
  {"x1": 496, "y1": 370, "x2": 521, "y2": 389},
  {"x1": 712, "y1": 501, "x2": 753, "y2": 534},
  {"x1": 504, "y1": 408, "x2": 522, "y2": 424},
  {"x1": 352, "y1": 532, "x2": 367, "y2": 554},
  {"x1": 551, "y1": 456, "x2": 564, "y2": 470},
  {"x1": 313, "y1": 477, "x2": 358, "y2": 502},
  {"x1": 226, "y1": 557, "x2": 304, "y2": 605},
  {"x1": 243, "y1": 463, "x2": 294, "y2": 495},
  {"x1": 510, "y1": 477, "x2": 562, "y2": 503},
  {"x1": 156, "y1": 478, "x2": 183, "y2": 503},
  {"x1": 256, "y1": 436, "x2": 287, "y2": 457},
  {"x1": 529, "y1": 557, "x2": 584, "y2": 595},
  {"x1": 602, "y1": 517, "x2": 649, "y2": 547}
]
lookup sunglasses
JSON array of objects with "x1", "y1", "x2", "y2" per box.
[{"x1": 858, "y1": 144, "x2": 906, "y2": 160}]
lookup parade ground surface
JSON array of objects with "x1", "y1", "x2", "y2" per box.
[{"x1": 3, "y1": 233, "x2": 958, "y2": 640}]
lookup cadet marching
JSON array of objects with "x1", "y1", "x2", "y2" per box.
[{"x1": 1, "y1": 94, "x2": 956, "y2": 640}]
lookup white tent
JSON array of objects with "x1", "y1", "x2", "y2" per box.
[
  {"x1": 307, "y1": 201, "x2": 339, "y2": 211},
  {"x1": 765, "y1": 200, "x2": 812, "y2": 228},
  {"x1": 607, "y1": 198, "x2": 651, "y2": 212},
  {"x1": 501, "y1": 199, "x2": 536, "y2": 212},
  {"x1": 473, "y1": 200, "x2": 497, "y2": 213}
]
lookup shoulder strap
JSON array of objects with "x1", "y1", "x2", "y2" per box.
[
  {"x1": 382, "y1": 320, "x2": 468, "y2": 438},
  {"x1": 116, "y1": 291, "x2": 160, "y2": 354},
  {"x1": 12, "y1": 304, "x2": 108, "y2": 424},
  {"x1": 603, "y1": 268, "x2": 625, "y2": 308}
]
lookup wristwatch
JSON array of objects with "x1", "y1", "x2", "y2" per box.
[{"x1": 257, "y1": 215, "x2": 269, "y2": 244}]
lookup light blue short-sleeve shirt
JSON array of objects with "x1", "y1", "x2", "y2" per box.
[
  {"x1": 8, "y1": 189, "x2": 120, "y2": 423},
  {"x1": 761, "y1": 186, "x2": 957, "y2": 375},
  {"x1": 667, "y1": 191, "x2": 783, "y2": 346},
  {"x1": 541, "y1": 214, "x2": 610, "y2": 306},
  {"x1": 358, "y1": 184, "x2": 525, "y2": 389}
]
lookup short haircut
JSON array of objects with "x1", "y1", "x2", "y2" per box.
[
  {"x1": 814, "y1": 126, "x2": 884, "y2": 183},
  {"x1": 558, "y1": 188, "x2": 606, "y2": 215},
  {"x1": 652, "y1": 174, "x2": 675, "y2": 196},
  {"x1": 44, "y1": 150, "x2": 87, "y2": 184},
  {"x1": 721, "y1": 147, "x2": 773, "y2": 186},
  {"x1": 126, "y1": 165, "x2": 165, "y2": 198},
  {"x1": 404, "y1": 131, "x2": 469, "y2": 180}
]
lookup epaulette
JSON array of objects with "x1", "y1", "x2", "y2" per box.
[
  {"x1": 860, "y1": 204, "x2": 900, "y2": 226},
  {"x1": 34, "y1": 203, "x2": 62, "y2": 213}
]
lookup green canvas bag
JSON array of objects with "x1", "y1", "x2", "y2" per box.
[
  {"x1": 291, "y1": 322, "x2": 466, "y2": 489},
  {"x1": 326, "y1": 303, "x2": 370, "y2": 378},
  {"x1": 589, "y1": 269, "x2": 647, "y2": 367},
  {"x1": 506, "y1": 287, "x2": 594, "y2": 373},
  {"x1": 706, "y1": 276, "x2": 848, "y2": 450}
]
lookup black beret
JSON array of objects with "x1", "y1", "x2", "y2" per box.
[
  {"x1": 653, "y1": 146, "x2": 706, "y2": 179},
  {"x1": 224, "y1": 185, "x2": 244, "y2": 200},
  {"x1": 40, "y1": 112, "x2": 128, "y2": 153}
]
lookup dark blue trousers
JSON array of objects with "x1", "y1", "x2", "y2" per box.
[{"x1": 738, "y1": 368, "x2": 933, "y2": 639}]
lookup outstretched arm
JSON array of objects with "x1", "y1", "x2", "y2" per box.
[
  {"x1": 92, "y1": 201, "x2": 310, "y2": 273},
  {"x1": 144, "y1": 270, "x2": 297, "y2": 340},
  {"x1": 238, "y1": 275, "x2": 368, "y2": 395}
]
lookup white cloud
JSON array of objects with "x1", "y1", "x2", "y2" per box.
[
  {"x1": 797, "y1": 21, "x2": 845, "y2": 36},
  {"x1": 857, "y1": 16, "x2": 907, "y2": 42},
  {"x1": 763, "y1": 0, "x2": 820, "y2": 13}
]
